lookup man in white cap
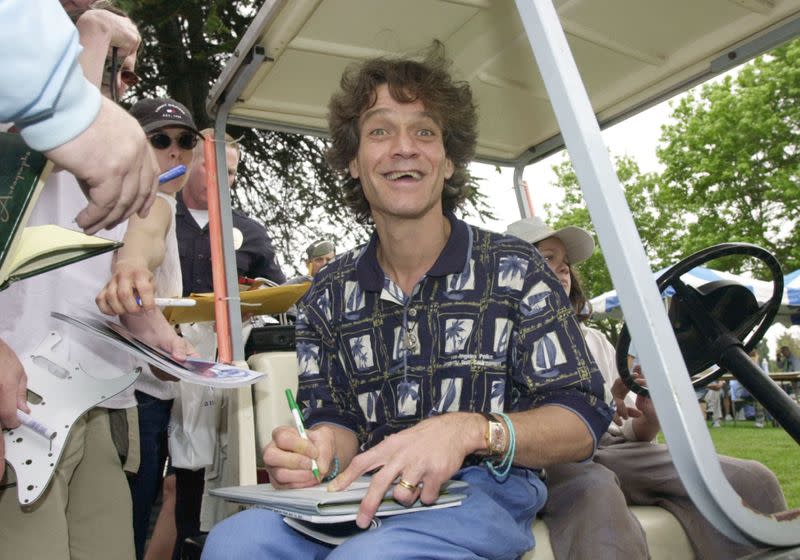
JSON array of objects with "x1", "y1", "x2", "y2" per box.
[{"x1": 506, "y1": 216, "x2": 787, "y2": 560}]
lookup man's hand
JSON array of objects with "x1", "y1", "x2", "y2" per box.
[
  {"x1": 263, "y1": 424, "x2": 337, "y2": 489},
  {"x1": 96, "y1": 258, "x2": 155, "y2": 316},
  {"x1": 44, "y1": 97, "x2": 159, "y2": 235},
  {"x1": 75, "y1": 7, "x2": 140, "y2": 59},
  {"x1": 635, "y1": 391, "x2": 657, "y2": 422},
  {"x1": 612, "y1": 366, "x2": 661, "y2": 441},
  {"x1": 610, "y1": 368, "x2": 646, "y2": 426},
  {"x1": 0, "y1": 339, "x2": 30, "y2": 480},
  {"x1": 329, "y1": 413, "x2": 476, "y2": 529}
]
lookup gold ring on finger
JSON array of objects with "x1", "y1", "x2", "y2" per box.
[{"x1": 397, "y1": 478, "x2": 420, "y2": 492}]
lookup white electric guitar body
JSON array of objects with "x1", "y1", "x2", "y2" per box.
[{"x1": 3, "y1": 331, "x2": 139, "y2": 505}]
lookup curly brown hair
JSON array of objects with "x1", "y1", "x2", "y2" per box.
[{"x1": 326, "y1": 43, "x2": 478, "y2": 224}]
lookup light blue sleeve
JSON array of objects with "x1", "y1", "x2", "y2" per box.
[{"x1": 0, "y1": 0, "x2": 101, "y2": 151}]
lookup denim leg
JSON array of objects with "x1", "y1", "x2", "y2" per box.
[
  {"x1": 201, "y1": 509, "x2": 332, "y2": 560},
  {"x1": 202, "y1": 467, "x2": 544, "y2": 560},
  {"x1": 329, "y1": 467, "x2": 544, "y2": 560},
  {"x1": 128, "y1": 391, "x2": 173, "y2": 560}
]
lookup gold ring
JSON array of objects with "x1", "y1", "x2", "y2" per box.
[{"x1": 397, "y1": 478, "x2": 419, "y2": 492}]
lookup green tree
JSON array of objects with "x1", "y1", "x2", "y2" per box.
[
  {"x1": 118, "y1": 0, "x2": 493, "y2": 273},
  {"x1": 546, "y1": 39, "x2": 800, "y2": 339},
  {"x1": 544, "y1": 155, "x2": 665, "y2": 343},
  {"x1": 655, "y1": 38, "x2": 800, "y2": 277},
  {"x1": 545, "y1": 156, "x2": 665, "y2": 288}
]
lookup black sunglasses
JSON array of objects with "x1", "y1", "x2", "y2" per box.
[{"x1": 148, "y1": 132, "x2": 198, "y2": 151}]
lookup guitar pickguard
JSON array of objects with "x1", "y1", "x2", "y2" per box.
[{"x1": 3, "y1": 331, "x2": 139, "y2": 505}]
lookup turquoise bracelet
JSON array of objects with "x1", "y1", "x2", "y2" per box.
[
  {"x1": 322, "y1": 456, "x2": 340, "y2": 483},
  {"x1": 483, "y1": 412, "x2": 516, "y2": 481}
]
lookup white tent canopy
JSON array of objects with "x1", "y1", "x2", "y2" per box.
[
  {"x1": 589, "y1": 265, "x2": 784, "y2": 322},
  {"x1": 784, "y1": 269, "x2": 800, "y2": 325}
]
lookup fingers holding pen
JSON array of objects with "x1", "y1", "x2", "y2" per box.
[{"x1": 265, "y1": 426, "x2": 325, "y2": 488}]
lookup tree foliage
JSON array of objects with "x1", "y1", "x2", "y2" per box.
[
  {"x1": 118, "y1": 0, "x2": 493, "y2": 274},
  {"x1": 545, "y1": 38, "x2": 800, "y2": 339},
  {"x1": 655, "y1": 39, "x2": 800, "y2": 276}
]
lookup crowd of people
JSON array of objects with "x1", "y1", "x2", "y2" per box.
[{"x1": 0, "y1": 1, "x2": 791, "y2": 559}]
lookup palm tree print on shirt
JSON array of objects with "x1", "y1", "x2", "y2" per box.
[
  {"x1": 358, "y1": 390, "x2": 379, "y2": 423},
  {"x1": 490, "y1": 379, "x2": 506, "y2": 412},
  {"x1": 433, "y1": 377, "x2": 463, "y2": 413},
  {"x1": 445, "y1": 260, "x2": 475, "y2": 300},
  {"x1": 316, "y1": 289, "x2": 332, "y2": 321},
  {"x1": 520, "y1": 281, "x2": 553, "y2": 317},
  {"x1": 296, "y1": 341, "x2": 320, "y2": 377},
  {"x1": 344, "y1": 281, "x2": 366, "y2": 317},
  {"x1": 493, "y1": 318, "x2": 512, "y2": 355},
  {"x1": 382, "y1": 278, "x2": 407, "y2": 306},
  {"x1": 348, "y1": 335, "x2": 374, "y2": 371},
  {"x1": 497, "y1": 255, "x2": 528, "y2": 291},
  {"x1": 301, "y1": 390, "x2": 321, "y2": 411},
  {"x1": 444, "y1": 318, "x2": 473, "y2": 354},
  {"x1": 532, "y1": 331, "x2": 567, "y2": 377},
  {"x1": 397, "y1": 379, "x2": 420, "y2": 417}
]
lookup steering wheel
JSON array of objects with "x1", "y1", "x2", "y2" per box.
[{"x1": 615, "y1": 243, "x2": 783, "y2": 397}]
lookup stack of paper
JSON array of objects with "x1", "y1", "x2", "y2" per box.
[{"x1": 210, "y1": 476, "x2": 468, "y2": 523}]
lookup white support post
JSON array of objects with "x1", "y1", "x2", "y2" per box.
[{"x1": 513, "y1": 0, "x2": 800, "y2": 546}]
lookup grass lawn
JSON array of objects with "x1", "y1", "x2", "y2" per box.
[{"x1": 659, "y1": 421, "x2": 800, "y2": 509}]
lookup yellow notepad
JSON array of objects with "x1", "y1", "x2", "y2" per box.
[{"x1": 0, "y1": 224, "x2": 121, "y2": 291}]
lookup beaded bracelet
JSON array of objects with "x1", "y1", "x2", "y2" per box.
[
  {"x1": 322, "y1": 456, "x2": 340, "y2": 483},
  {"x1": 483, "y1": 412, "x2": 516, "y2": 481}
]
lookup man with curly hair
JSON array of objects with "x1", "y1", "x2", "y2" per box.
[{"x1": 203, "y1": 47, "x2": 612, "y2": 559}]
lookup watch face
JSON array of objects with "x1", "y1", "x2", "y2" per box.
[{"x1": 488, "y1": 419, "x2": 506, "y2": 455}]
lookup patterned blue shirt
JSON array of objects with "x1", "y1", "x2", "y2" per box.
[{"x1": 295, "y1": 214, "x2": 612, "y2": 452}]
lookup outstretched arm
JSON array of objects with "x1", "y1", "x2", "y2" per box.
[
  {"x1": 96, "y1": 196, "x2": 172, "y2": 315},
  {"x1": 0, "y1": 1, "x2": 158, "y2": 234}
]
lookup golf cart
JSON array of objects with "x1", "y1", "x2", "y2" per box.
[{"x1": 198, "y1": 0, "x2": 800, "y2": 556}]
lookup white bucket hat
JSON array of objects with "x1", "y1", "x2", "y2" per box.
[{"x1": 505, "y1": 216, "x2": 595, "y2": 264}]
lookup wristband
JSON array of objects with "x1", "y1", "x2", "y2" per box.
[{"x1": 322, "y1": 456, "x2": 340, "y2": 483}]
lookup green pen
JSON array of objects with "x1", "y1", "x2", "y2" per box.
[{"x1": 285, "y1": 388, "x2": 321, "y2": 482}]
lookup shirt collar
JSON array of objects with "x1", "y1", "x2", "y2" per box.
[{"x1": 355, "y1": 212, "x2": 471, "y2": 293}]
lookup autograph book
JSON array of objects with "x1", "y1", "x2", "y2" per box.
[
  {"x1": 0, "y1": 132, "x2": 120, "y2": 290},
  {"x1": 210, "y1": 476, "x2": 468, "y2": 524}
]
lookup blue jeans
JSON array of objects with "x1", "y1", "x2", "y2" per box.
[
  {"x1": 201, "y1": 466, "x2": 546, "y2": 560},
  {"x1": 128, "y1": 391, "x2": 174, "y2": 560}
]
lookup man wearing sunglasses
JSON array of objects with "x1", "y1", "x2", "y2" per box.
[{"x1": 176, "y1": 128, "x2": 286, "y2": 297}]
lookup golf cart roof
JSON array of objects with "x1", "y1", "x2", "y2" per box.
[{"x1": 208, "y1": 0, "x2": 800, "y2": 167}]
